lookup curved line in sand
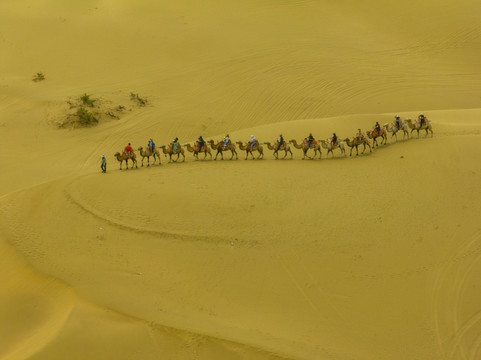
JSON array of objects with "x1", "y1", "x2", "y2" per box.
[{"x1": 63, "y1": 176, "x2": 247, "y2": 246}]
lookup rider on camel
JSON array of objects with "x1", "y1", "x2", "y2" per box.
[
  {"x1": 172, "y1": 137, "x2": 180, "y2": 151},
  {"x1": 374, "y1": 122, "x2": 381, "y2": 136},
  {"x1": 395, "y1": 114, "x2": 402, "y2": 130},
  {"x1": 277, "y1": 134, "x2": 284, "y2": 151},
  {"x1": 148, "y1": 138, "x2": 155, "y2": 153},
  {"x1": 307, "y1": 133, "x2": 315, "y2": 148},
  {"x1": 124, "y1": 143, "x2": 133, "y2": 157},
  {"x1": 197, "y1": 136, "x2": 205, "y2": 151},
  {"x1": 223, "y1": 134, "x2": 230, "y2": 149},
  {"x1": 249, "y1": 135, "x2": 257, "y2": 150},
  {"x1": 357, "y1": 128, "x2": 363, "y2": 141},
  {"x1": 418, "y1": 113, "x2": 426, "y2": 127},
  {"x1": 331, "y1": 133, "x2": 338, "y2": 146}
]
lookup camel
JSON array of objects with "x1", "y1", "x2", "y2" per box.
[
  {"x1": 289, "y1": 139, "x2": 321, "y2": 159},
  {"x1": 383, "y1": 122, "x2": 409, "y2": 142},
  {"x1": 366, "y1": 128, "x2": 387, "y2": 147},
  {"x1": 114, "y1": 151, "x2": 138, "y2": 170},
  {"x1": 319, "y1": 139, "x2": 346, "y2": 158},
  {"x1": 184, "y1": 143, "x2": 212, "y2": 160},
  {"x1": 137, "y1": 146, "x2": 161, "y2": 166},
  {"x1": 160, "y1": 144, "x2": 185, "y2": 163},
  {"x1": 208, "y1": 140, "x2": 238, "y2": 160},
  {"x1": 344, "y1": 137, "x2": 372, "y2": 156},
  {"x1": 264, "y1": 141, "x2": 293, "y2": 159},
  {"x1": 405, "y1": 118, "x2": 434, "y2": 138},
  {"x1": 236, "y1": 141, "x2": 264, "y2": 160}
]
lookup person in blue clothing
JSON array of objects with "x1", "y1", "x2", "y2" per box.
[
  {"x1": 277, "y1": 134, "x2": 284, "y2": 150},
  {"x1": 148, "y1": 138, "x2": 155, "y2": 153},
  {"x1": 307, "y1": 133, "x2": 314, "y2": 148},
  {"x1": 249, "y1": 135, "x2": 257, "y2": 150},
  {"x1": 197, "y1": 136, "x2": 205, "y2": 151},
  {"x1": 223, "y1": 134, "x2": 230, "y2": 149}
]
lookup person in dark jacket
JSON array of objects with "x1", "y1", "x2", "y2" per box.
[{"x1": 100, "y1": 154, "x2": 107, "y2": 173}]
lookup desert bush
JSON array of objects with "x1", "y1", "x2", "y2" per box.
[
  {"x1": 32, "y1": 72, "x2": 45, "y2": 82},
  {"x1": 80, "y1": 93, "x2": 96, "y2": 107},
  {"x1": 130, "y1": 92, "x2": 147, "y2": 106},
  {"x1": 77, "y1": 107, "x2": 98, "y2": 125}
]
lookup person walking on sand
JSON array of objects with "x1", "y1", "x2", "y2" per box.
[{"x1": 100, "y1": 154, "x2": 107, "y2": 173}]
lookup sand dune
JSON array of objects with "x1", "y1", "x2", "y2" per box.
[{"x1": 2, "y1": 0, "x2": 481, "y2": 359}]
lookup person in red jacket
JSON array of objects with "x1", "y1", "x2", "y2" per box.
[{"x1": 124, "y1": 143, "x2": 133, "y2": 157}]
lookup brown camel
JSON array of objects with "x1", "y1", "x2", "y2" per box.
[
  {"x1": 366, "y1": 128, "x2": 387, "y2": 147},
  {"x1": 405, "y1": 118, "x2": 434, "y2": 138},
  {"x1": 114, "y1": 151, "x2": 137, "y2": 170},
  {"x1": 289, "y1": 139, "x2": 321, "y2": 159},
  {"x1": 344, "y1": 136, "x2": 372, "y2": 156},
  {"x1": 184, "y1": 142, "x2": 212, "y2": 160},
  {"x1": 137, "y1": 146, "x2": 161, "y2": 166},
  {"x1": 264, "y1": 141, "x2": 293, "y2": 159},
  {"x1": 236, "y1": 141, "x2": 264, "y2": 160},
  {"x1": 208, "y1": 139, "x2": 238, "y2": 160},
  {"x1": 319, "y1": 139, "x2": 346, "y2": 158},
  {"x1": 160, "y1": 144, "x2": 185, "y2": 163},
  {"x1": 383, "y1": 122, "x2": 409, "y2": 142}
]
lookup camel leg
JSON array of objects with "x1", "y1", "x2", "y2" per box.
[{"x1": 289, "y1": 150, "x2": 293, "y2": 159}]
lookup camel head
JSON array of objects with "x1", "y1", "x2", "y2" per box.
[
  {"x1": 114, "y1": 152, "x2": 120, "y2": 157},
  {"x1": 137, "y1": 146, "x2": 143, "y2": 151}
]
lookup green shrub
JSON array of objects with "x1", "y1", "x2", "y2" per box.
[
  {"x1": 32, "y1": 72, "x2": 45, "y2": 82},
  {"x1": 80, "y1": 93, "x2": 96, "y2": 107},
  {"x1": 77, "y1": 107, "x2": 98, "y2": 125}
]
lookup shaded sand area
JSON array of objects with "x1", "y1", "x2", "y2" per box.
[{"x1": 2, "y1": 1, "x2": 481, "y2": 359}]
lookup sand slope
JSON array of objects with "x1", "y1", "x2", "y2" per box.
[{"x1": 2, "y1": 1, "x2": 481, "y2": 359}]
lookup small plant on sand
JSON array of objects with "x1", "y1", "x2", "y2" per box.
[
  {"x1": 80, "y1": 93, "x2": 96, "y2": 107},
  {"x1": 32, "y1": 72, "x2": 45, "y2": 82},
  {"x1": 77, "y1": 107, "x2": 98, "y2": 125},
  {"x1": 130, "y1": 92, "x2": 148, "y2": 106}
]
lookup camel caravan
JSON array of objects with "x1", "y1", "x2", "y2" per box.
[{"x1": 113, "y1": 114, "x2": 433, "y2": 169}]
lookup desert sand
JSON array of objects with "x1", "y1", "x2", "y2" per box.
[{"x1": 1, "y1": 1, "x2": 481, "y2": 359}]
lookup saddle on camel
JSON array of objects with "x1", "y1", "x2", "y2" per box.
[{"x1": 195, "y1": 142, "x2": 207, "y2": 152}]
